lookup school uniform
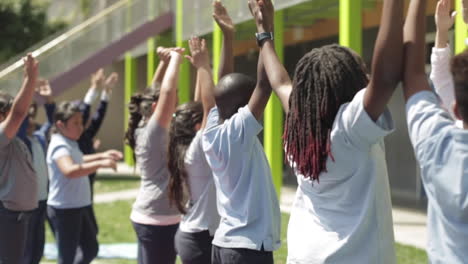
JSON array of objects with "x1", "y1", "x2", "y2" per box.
[
  {"x1": 47, "y1": 133, "x2": 98, "y2": 264},
  {"x1": 202, "y1": 106, "x2": 281, "y2": 264},
  {"x1": 406, "y1": 91, "x2": 468, "y2": 264},
  {"x1": 175, "y1": 131, "x2": 220, "y2": 264},
  {"x1": 286, "y1": 89, "x2": 396, "y2": 264},
  {"x1": 130, "y1": 117, "x2": 181, "y2": 264},
  {"x1": 0, "y1": 126, "x2": 38, "y2": 264}
]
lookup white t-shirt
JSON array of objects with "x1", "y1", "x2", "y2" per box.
[
  {"x1": 406, "y1": 91, "x2": 468, "y2": 264},
  {"x1": 287, "y1": 89, "x2": 396, "y2": 264},
  {"x1": 179, "y1": 131, "x2": 220, "y2": 235},
  {"x1": 202, "y1": 106, "x2": 281, "y2": 251}
]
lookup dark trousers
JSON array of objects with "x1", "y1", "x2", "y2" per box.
[
  {"x1": 47, "y1": 205, "x2": 98, "y2": 264},
  {"x1": 132, "y1": 221, "x2": 179, "y2": 264},
  {"x1": 211, "y1": 245, "x2": 274, "y2": 264},
  {"x1": 175, "y1": 229, "x2": 213, "y2": 264},
  {"x1": 23, "y1": 200, "x2": 47, "y2": 264},
  {"x1": 0, "y1": 202, "x2": 32, "y2": 264}
]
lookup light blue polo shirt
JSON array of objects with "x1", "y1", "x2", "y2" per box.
[
  {"x1": 406, "y1": 91, "x2": 468, "y2": 264},
  {"x1": 47, "y1": 133, "x2": 91, "y2": 209},
  {"x1": 202, "y1": 106, "x2": 281, "y2": 251}
]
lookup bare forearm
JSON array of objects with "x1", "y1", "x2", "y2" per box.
[
  {"x1": 261, "y1": 39, "x2": 291, "y2": 111},
  {"x1": 199, "y1": 66, "x2": 216, "y2": 115},
  {"x1": 370, "y1": 0, "x2": 404, "y2": 89},
  {"x1": 64, "y1": 161, "x2": 103, "y2": 179},
  {"x1": 83, "y1": 153, "x2": 104, "y2": 163},
  {"x1": 152, "y1": 61, "x2": 168, "y2": 85},
  {"x1": 403, "y1": 0, "x2": 431, "y2": 99},
  {"x1": 11, "y1": 76, "x2": 36, "y2": 121},
  {"x1": 219, "y1": 31, "x2": 234, "y2": 80},
  {"x1": 435, "y1": 29, "x2": 449, "y2": 49}
]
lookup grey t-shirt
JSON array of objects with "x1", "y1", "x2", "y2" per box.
[
  {"x1": 0, "y1": 126, "x2": 38, "y2": 211},
  {"x1": 132, "y1": 117, "x2": 179, "y2": 217}
]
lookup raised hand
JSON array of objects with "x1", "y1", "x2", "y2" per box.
[
  {"x1": 157, "y1": 47, "x2": 171, "y2": 62},
  {"x1": 186, "y1": 37, "x2": 210, "y2": 69},
  {"x1": 169, "y1": 47, "x2": 185, "y2": 63},
  {"x1": 104, "y1": 72, "x2": 119, "y2": 93},
  {"x1": 36, "y1": 79, "x2": 54, "y2": 103},
  {"x1": 24, "y1": 53, "x2": 39, "y2": 81},
  {"x1": 248, "y1": 0, "x2": 274, "y2": 32},
  {"x1": 435, "y1": 0, "x2": 456, "y2": 33},
  {"x1": 91, "y1": 68, "x2": 105, "y2": 89},
  {"x1": 213, "y1": 1, "x2": 235, "y2": 33}
]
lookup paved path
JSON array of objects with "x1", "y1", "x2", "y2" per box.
[{"x1": 94, "y1": 184, "x2": 428, "y2": 250}]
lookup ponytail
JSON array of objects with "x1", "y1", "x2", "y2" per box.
[{"x1": 167, "y1": 102, "x2": 203, "y2": 214}]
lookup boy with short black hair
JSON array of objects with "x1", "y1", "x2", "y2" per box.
[{"x1": 201, "y1": 1, "x2": 281, "y2": 262}]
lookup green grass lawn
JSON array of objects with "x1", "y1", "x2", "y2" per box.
[
  {"x1": 42, "y1": 178, "x2": 428, "y2": 263},
  {"x1": 93, "y1": 175, "x2": 140, "y2": 194}
]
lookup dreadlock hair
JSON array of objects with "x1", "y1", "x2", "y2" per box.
[
  {"x1": 284, "y1": 44, "x2": 369, "y2": 182},
  {"x1": 451, "y1": 49, "x2": 468, "y2": 122},
  {"x1": 0, "y1": 92, "x2": 13, "y2": 118},
  {"x1": 167, "y1": 101, "x2": 203, "y2": 214},
  {"x1": 124, "y1": 87, "x2": 160, "y2": 162}
]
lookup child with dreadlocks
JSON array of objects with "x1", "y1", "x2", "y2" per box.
[
  {"x1": 124, "y1": 47, "x2": 184, "y2": 264},
  {"x1": 251, "y1": 0, "x2": 402, "y2": 262},
  {"x1": 201, "y1": 1, "x2": 280, "y2": 263},
  {"x1": 404, "y1": 0, "x2": 468, "y2": 262},
  {"x1": 0, "y1": 54, "x2": 39, "y2": 264},
  {"x1": 168, "y1": 36, "x2": 220, "y2": 264}
]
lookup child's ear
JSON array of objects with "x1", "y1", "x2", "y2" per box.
[
  {"x1": 56, "y1": 120, "x2": 65, "y2": 131},
  {"x1": 453, "y1": 101, "x2": 463, "y2": 121}
]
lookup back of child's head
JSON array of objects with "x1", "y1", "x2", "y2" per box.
[
  {"x1": 0, "y1": 92, "x2": 13, "y2": 117},
  {"x1": 168, "y1": 101, "x2": 203, "y2": 213},
  {"x1": 285, "y1": 44, "x2": 369, "y2": 181},
  {"x1": 215, "y1": 73, "x2": 256, "y2": 120},
  {"x1": 124, "y1": 87, "x2": 160, "y2": 153},
  {"x1": 451, "y1": 49, "x2": 468, "y2": 123}
]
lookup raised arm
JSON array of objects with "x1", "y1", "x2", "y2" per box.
[
  {"x1": 430, "y1": 0, "x2": 457, "y2": 113},
  {"x1": 153, "y1": 48, "x2": 184, "y2": 128},
  {"x1": 403, "y1": 0, "x2": 431, "y2": 100},
  {"x1": 37, "y1": 80, "x2": 56, "y2": 137},
  {"x1": 363, "y1": 0, "x2": 403, "y2": 121},
  {"x1": 213, "y1": 1, "x2": 235, "y2": 79},
  {"x1": 249, "y1": 0, "x2": 292, "y2": 113},
  {"x1": 187, "y1": 37, "x2": 216, "y2": 128},
  {"x1": 82, "y1": 69, "x2": 105, "y2": 124},
  {"x1": 151, "y1": 47, "x2": 171, "y2": 86},
  {"x1": 0, "y1": 54, "x2": 38, "y2": 139}
]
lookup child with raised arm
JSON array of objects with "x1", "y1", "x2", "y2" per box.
[
  {"x1": 250, "y1": 0, "x2": 402, "y2": 262},
  {"x1": 169, "y1": 36, "x2": 220, "y2": 264},
  {"x1": 404, "y1": 0, "x2": 468, "y2": 262},
  {"x1": 46, "y1": 101, "x2": 122, "y2": 264},
  {"x1": 125, "y1": 47, "x2": 184, "y2": 264},
  {"x1": 430, "y1": 0, "x2": 463, "y2": 127},
  {"x1": 202, "y1": 3, "x2": 280, "y2": 263},
  {"x1": 21, "y1": 80, "x2": 56, "y2": 264},
  {"x1": 0, "y1": 54, "x2": 39, "y2": 264}
]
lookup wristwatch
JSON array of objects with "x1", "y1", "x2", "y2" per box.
[{"x1": 256, "y1": 32, "x2": 274, "y2": 47}]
